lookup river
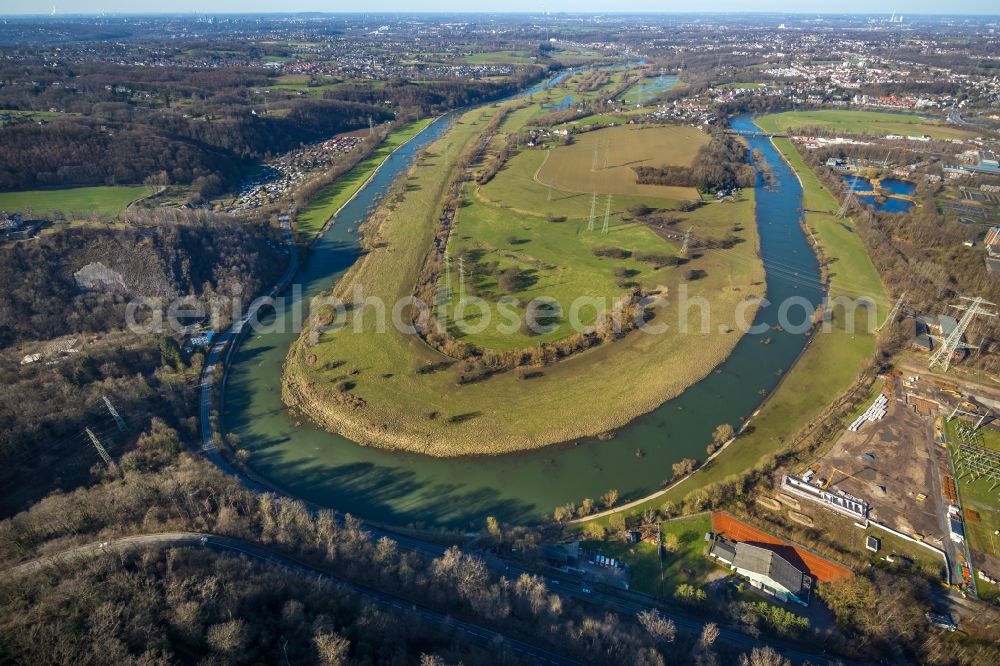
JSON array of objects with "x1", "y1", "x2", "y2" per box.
[{"x1": 223, "y1": 98, "x2": 823, "y2": 528}]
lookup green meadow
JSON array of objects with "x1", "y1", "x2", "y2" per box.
[
  {"x1": 580, "y1": 134, "x2": 887, "y2": 526},
  {"x1": 756, "y1": 109, "x2": 977, "y2": 141},
  {"x1": 0, "y1": 185, "x2": 153, "y2": 218}
]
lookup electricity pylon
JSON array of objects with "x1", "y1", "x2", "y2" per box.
[
  {"x1": 436, "y1": 252, "x2": 452, "y2": 311},
  {"x1": 588, "y1": 192, "x2": 597, "y2": 231},
  {"x1": 103, "y1": 395, "x2": 127, "y2": 433},
  {"x1": 928, "y1": 297, "x2": 997, "y2": 372},
  {"x1": 602, "y1": 194, "x2": 613, "y2": 234},
  {"x1": 85, "y1": 428, "x2": 114, "y2": 468},
  {"x1": 458, "y1": 255, "x2": 467, "y2": 302},
  {"x1": 837, "y1": 176, "x2": 858, "y2": 219},
  {"x1": 680, "y1": 227, "x2": 693, "y2": 257},
  {"x1": 876, "y1": 292, "x2": 906, "y2": 333}
]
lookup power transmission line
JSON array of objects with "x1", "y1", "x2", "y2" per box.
[
  {"x1": 85, "y1": 427, "x2": 114, "y2": 468},
  {"x1": 928, "y1": 296, "x2": 997, "y2": 372},
  {"x1": 837, "y1": 176, "x2": 859, "y2": 219},
  {"x1": 587, "y1": 192, "x2": 597, "y2": 231},
  {"x1": 458, "y1": 255, "x2": 467, "y2": 302},
  {"x1": 103, "y1": 395, "x2": 127, "y2": 432},
  {"x1": 680, "y1": 227, "x2": 692, "y2": 257},
  {"x1": 602, "y1": 194, "x2": 613, "y2": 234},
  {"x1": 876, "y1": 292, "x2": 906, "y2": 332}
]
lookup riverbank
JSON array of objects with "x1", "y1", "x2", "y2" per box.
[
  {"x1": 281, "y1": 94, "x2": 766, "y2": 457},
  {"x1": 225, "y1": 104, "x2": 834, "y2": 528},
  {"x1": 294, "y1": 118, "x2": 435, "y2": 240},
  {"x1": 576, "y1": 119, "x2": 888, "y2": 525}
]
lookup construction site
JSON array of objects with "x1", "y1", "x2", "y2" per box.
[{"x1": 776, "y1": 296, "x2": 1000, "y2": 601}]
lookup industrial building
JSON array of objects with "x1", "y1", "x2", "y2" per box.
[
  {"x1": 781, "y1": 474, "x2": 870, "y2": 520},
  {"x1": 709, "y1": 538, "x2": 813, "y2": 606}
]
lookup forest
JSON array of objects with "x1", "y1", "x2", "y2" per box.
[
  {"x1": 0, "y1": 59, "x2": 543, "y2": 193},
  {"x1": 325, "y1": 76, "x2": 535, "y2": 115},
  {"x1": 0, "y1": 212, "x2": 284, "y2": 514},
  {"x1": 0, "y1": 99, "x2": 394, "y2": 193},
  {"x1": 0, "y1": 418, "x2": 789, "y2": 666},
  {"x1": 0, "y1": 212, "x2": 284, "y2": 346},
  {"x1": 1, "y1": 547, "x2": 521, "y2": 666}
]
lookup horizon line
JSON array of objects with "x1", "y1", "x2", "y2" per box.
[{"x1": 3, "y1": 11, "x2": 1000, "y2": 18}]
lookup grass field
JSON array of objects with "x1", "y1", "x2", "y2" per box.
[
  {"x1": 440, "y1": 184, "x2": 675, "y2": 350},
  {"x1": 0, "y1": 185, "x2": 152, "y2": 218},
  {"x1": 756, "y1": 110, "x2": 977, "y2": 141},
  {"x1": 443, "y1": 121, "x2": 735, "y2": 351},
  {"x1": 584, "y1": 514, "x2": 715, "y2": 597},
  {"x1": 0, "y1": 108, "x2": 70, "y2": 123},
  {"x1": 714, "y1": 82, "x2": 765, "y2": 90},
  {"x1": 534, "y1": 124, "x2": 705, "y2": 200},
  {"x1": 617, "y1": 76, "x2": 679, "y2": 106},
  {"x1": 580, "y1": 132, "x2": 886, "y2": 524},
  {"x1": 464, "y1": 50, "x2": 538, "y2": 65},
  {"x1": 284, "y1": 86, "x2": 766, "y2": 455},
  {"x1": 295, "y1": 119, "x2": 434, "y2": 239},
  {"x1": 551, "y1": 113, "x2": 625, "y2": 131}
]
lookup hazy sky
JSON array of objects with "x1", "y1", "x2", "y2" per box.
[{"x1": 2, "y1": 1, "x2": 999, "y2": 16}]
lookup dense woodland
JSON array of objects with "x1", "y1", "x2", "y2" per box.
[
  {"x1": 0, "y1": 213, "x2": 284, "y2": 514},
  {"x1": 0, "y1": 420, "x2": 775, "y2": 666},
  {"x1": 0, "y1": 548, "x2": 521, "y2": 665},
  {"x1": 0, "y1": 61, "x2": 545, "y2": 193},
  {"x1": 327, "y1": 76, "x2": 536, "y2": 116},
  {"x1": 0, "y1": 100, "x2": 394, "y2": 193},
  {"x1": 0, "y1": 213, "x2": 284, "y2": 346}
]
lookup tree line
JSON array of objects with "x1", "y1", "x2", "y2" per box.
[{"x1": 0, "y1": 418, "x2": 783, "y2": 666}]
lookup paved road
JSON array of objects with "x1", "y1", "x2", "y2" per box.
[
  {"x1": 200, "y1": 208, "x2": 297, "y2": 457},
  {"x1": 1, "y1": 532, "x2": 580, "y2": 666}
]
